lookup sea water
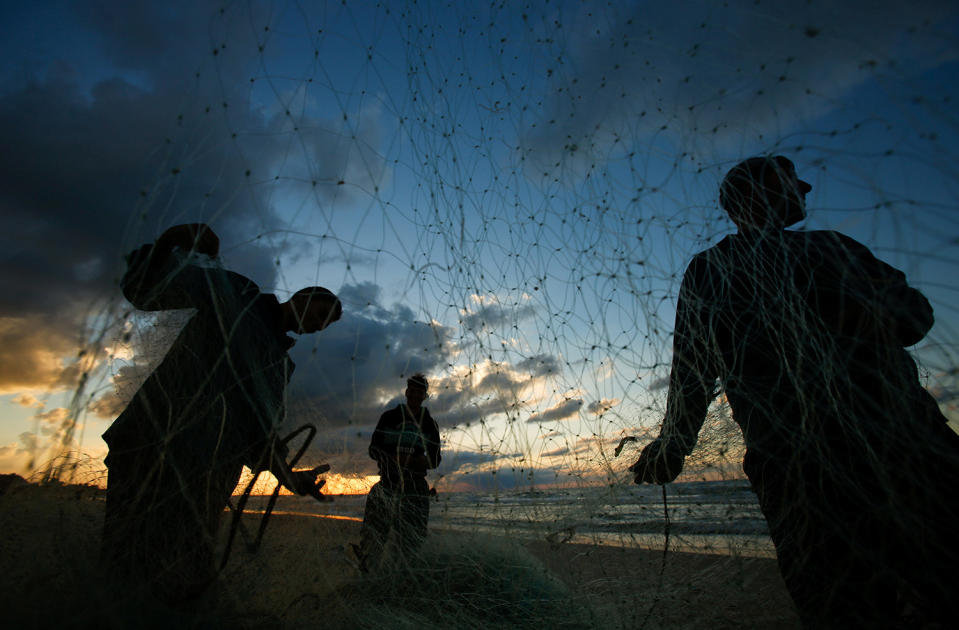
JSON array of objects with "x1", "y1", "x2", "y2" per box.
[
  {"x1": 431, "y1": 480, "x2": 774, "y2": 557},
  {"x1": 267, "y1": 479, "x2": 775, "y2": 557}
]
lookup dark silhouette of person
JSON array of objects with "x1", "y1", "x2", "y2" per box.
[
  {"x1": 101, "y1": 223, "x2": 342, "y2": 601},
  {"x1": 352, "y1": 374, "x2": 441, "y2": 572},
  {"x1": 630, "y1": 156, "x2": 959, "y2": 628}
]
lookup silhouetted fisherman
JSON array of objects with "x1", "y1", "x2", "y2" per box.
[
  {"x1": 101, "y1": 224, "x2": 342, "y2": 601},
  {"x1": 352, "y1": 374, "x2": 441, "y2": 572},
  {"x1": 631, "y1": 156, "x2": 959, "y2": 628}
]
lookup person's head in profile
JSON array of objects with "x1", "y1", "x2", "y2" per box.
[
  {"x1": 720, "y1": 156, "x2": 812, "y2": 233},
  {"x1": 405, "y1": 373, "x2": 429, "y2": 413},
  {"x1": 281, "y1": 286, "x2": 342, "y2": 334}
]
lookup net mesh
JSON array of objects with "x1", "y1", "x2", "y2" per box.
[{"x1": 5, "y1": 1, "x2": 959, "y2": 628}]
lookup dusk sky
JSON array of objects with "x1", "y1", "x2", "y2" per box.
[{"x1": 2, "y1": 1, "x2": 957, "y2": 493}]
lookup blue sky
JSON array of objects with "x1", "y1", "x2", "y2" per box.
[{"x1": 1, "y1": 1, "x2": 957, "y2": 490}]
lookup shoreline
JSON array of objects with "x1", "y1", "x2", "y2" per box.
[{"x1": 239, "y1": 503, "x2": 778, "y2": 559}]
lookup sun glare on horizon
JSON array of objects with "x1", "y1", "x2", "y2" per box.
[{"x1": 235, "y1": 468, "x2": 378, "y2": 497}]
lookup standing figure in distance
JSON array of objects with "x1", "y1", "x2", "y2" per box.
[
  {"x1": 101, "y1": 223, "x2": 342, "y2": 601},
  {"x1": 353, "y1": 374, "x2": 441, "y2": 572},
  {"x1": 630, "y1": 157, "x2": 959, "y2": 628}
]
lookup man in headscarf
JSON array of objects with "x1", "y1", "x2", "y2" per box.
[{"x1": 101, "y1": 223, "x2": 342, "y2": 601}]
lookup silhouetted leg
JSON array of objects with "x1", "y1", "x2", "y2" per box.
[
  {"x1": 100, "y1": 453, "x2": 161, "y2": 591},
  {"x1": 396, "y1": 477, "x2": 430, "y2": 559},
  {"x1": 753, "y1": 465, "x2": 898, "y2": 629},
  {"x1": 839, "y1": 380, "x2": 959, "y2": 626},
  {"x1": 890, "y1": 414, "x2": 959, "y2": 625},
  {"x1": 100, "y1": 456, "x2": 140, "y2": 577},
  {"x1": 102, "y1": 453, "x2": 225, "y2": 603},
  {"x1": 356, "y1": 482, "x2": 394, "y2": 572},
  {"x1": 148, "y1": 475, "x2": 224, "y2": 603}
]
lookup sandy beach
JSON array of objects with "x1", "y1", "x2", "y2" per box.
[
  {"x1": 525, "y1": 540, "x2": 799, "y2": 629},
  {"x1": 1, "y1": 486, "x2": 800, "y2": 629}
]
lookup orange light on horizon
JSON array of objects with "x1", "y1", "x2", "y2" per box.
[
  {"x1": 240, "y1": 509, "x2": 362, "y2": 522},
  {"x1": 322, "y1": 473, "x2": 379, "y2": 495},
  {"x1": 233, "y1": 468, "x2": 379, "y2": 496}
]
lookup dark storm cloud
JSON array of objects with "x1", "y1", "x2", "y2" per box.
[
  {"x1": 523, "y1": 0, "x2": 958, "y2": 169},
  {"x1": 285, "y1": 284, "x2": 564, "y2": 434},
  {"x1": 0, "y1": 315, "x2": 83, "y2": 394},
  {"x1": 285, "y1": 283, "x2": 454, "y2": 429},
  {"x1": 0, "y1": 2, "x2": 388, "y2": 395},
  {"x1": 0, "y1": 2, "x2": 280, "y2": 317},
  {"x1": 72, "y1": 1, "x2": 211, "y2": 77}
]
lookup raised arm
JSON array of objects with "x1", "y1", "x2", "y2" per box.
[{"x1": 121, "y1": 224, "x2": 220, "y2": 310}]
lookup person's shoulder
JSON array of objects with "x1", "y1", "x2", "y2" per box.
[
  {"x1": 380, "y1": 405, "x2": 404, "y2": 421},
  {"x1": 793, "y1": 228, "x2": 861, "y2": 245},
  {"x1": 249, "y1": 290, "x2": 282, "y2": 326},
  {"x1": 694, "y1": 235, "x2": 732, "y2": 256},
  {"x1": 685, "y1": 237, "x2": 733, "y2": 280},
  {"x1": 692, "y1": 235, "x2": 736, "y2": 262},
  {"x1": 216, "y1": 268, "x2": 263, "y2": 296},
  {"x1": 212, "y1": 270, "x2": 281, "y2": 324},
  {"x1": 795, "y1": 229, "x2": 872, "y2": 257}
]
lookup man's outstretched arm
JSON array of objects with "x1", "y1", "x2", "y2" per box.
[
  {"x1": 632, "y1": 260, "x2": 717, "y2": 484},
  {"x1": 267, "y1": 448, "x2": 328, "y2": 498}
]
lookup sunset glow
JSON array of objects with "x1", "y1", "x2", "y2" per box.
[
  {"x1": 234, "y1": 469, "x2": 378, "y2": 497},
  {"x1": 321, "y1": 474, "x2": 379, "y2": 496}
]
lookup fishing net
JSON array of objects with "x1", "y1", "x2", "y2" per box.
[{"x1": 4, "y1": 1, "x2": 959, "y2": 628}]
